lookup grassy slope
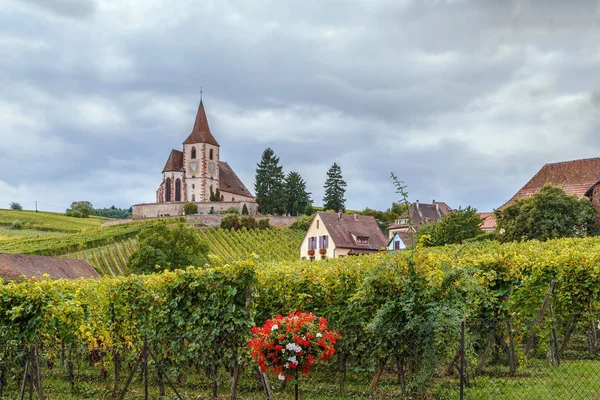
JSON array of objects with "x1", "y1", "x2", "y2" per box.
[{"x1": 0, "y1": 209, "x2": 106, "y2": 233}]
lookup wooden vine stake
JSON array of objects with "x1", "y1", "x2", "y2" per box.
[{"x1": 524, "y1": 279, "x2": 555, "y2": 356}]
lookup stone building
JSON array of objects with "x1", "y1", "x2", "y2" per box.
[{"x1": 132, "y1": 100, "x2": 257, "y2": 218}]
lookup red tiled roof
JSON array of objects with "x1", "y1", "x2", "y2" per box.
[
  {"x1": 0, "y1": 253, "x2": 99, "y2": 280},
  {"x1": 218, "y1": 161, "x2": 254, "y2": 198},
  {"x1": 162, "y1": 149, "x2": 183, "y2": 173},
  {"x1": 502, "y1": 157, "x2": 600, "y2": 208},
  {"x1": 318, "y1": 212, "x2": 388, "y2": 251},
  {"x1": 183, "y1": 101, "x2": 220, "y2": 146},
  {"x1": 477, "y1": 212, "x2": 496, "y2": 230}
]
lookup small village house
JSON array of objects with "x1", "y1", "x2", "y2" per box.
[
  {"x1": 385, "y1": 200, "x2": 451, "y2": 249},
  {"x1": 387, "y1": 231, "x2": 416, "y2": 251},
  {"x1": 0, "y1": 253, "x2": 99, "y2": 280},
  {"x1": 477, "y1": 212, "x2": 496, "y2": 232},
  {"x1": 300, "y1": 212, "x2": 387, "y2": 260}
]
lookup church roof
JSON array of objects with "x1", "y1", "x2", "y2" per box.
[
  {"x1": 162, "y1": 149, "x2": 183, "y2": 173},
  {"x1": 183, "y1": 101, "x2": 220, "y2": 147},
  {"x1": 501, "y1": 157, "x2": 600, "y2": 208},
  {"x1": 219, "y1": 161, "x2": 254, "y2": 198}
]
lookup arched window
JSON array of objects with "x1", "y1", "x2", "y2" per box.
[
  {"x1": 232, "y1": 197, "x2": 235, "y2": 202},
  {"x1": 220, "y1": 194, "x2": 224, "y2": 201},
  {"x1": 209, "y1": 149, "x2": 214, "y2": 160},
  {"x1": 192, "y1": 194, "x2": 195, "y2": 202},
  {"x1": 165, "y1": 178, "x2": 172, "y2": 202},
  {"x1": 191, "y1": 147, "x2": 196, "y2": 159},
  {"x1": 175, "y1": 179, "x2": 182, "y2": 202}
]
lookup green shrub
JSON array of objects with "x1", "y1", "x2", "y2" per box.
[
  {"x1": 10, "y1": 220, "x2": 23, "y2": 230},
  {"x1": 226, "y1": 206, "x2": 239, "y2": 215},
  {"x1": 258, "y1": 218, "x2": 271, "y2": 230},
  {"x1": 464, "y1": 231, "x2": 499, "y2": 243},
  {"x1": 242, "y1": 204, "x2": 249, "y2": 215},
  {"x1": 290, "y1": 215, "x2": 313, "y2": 231},
  {"x1": 221, "y1": 214, "x2": 241, "y2": 230},
  {"x1": 240, "y1": 215, "x2": 258, "y2": 230},
  {"x1": 183, "y1": 202, "x2": 198, "y2": 215}
]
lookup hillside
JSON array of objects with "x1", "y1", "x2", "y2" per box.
[
  {"x1": 64, "y1": 227, "x2": 305, "y2": 275},
  {"x1": 0, "y1": 209, "x2": 106, "y2": 239}
]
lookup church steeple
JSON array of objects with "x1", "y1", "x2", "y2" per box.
[{"x1": 183, "y1": 99, "x2": 220, "y2": 146}]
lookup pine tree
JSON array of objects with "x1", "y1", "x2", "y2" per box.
[
  {"x1": 284, "y1": 171, "x2": 312, "y2": 216},
  {"x1": 323, "y1": 162, "x2": 347, "y2": 212},
  {"x1": 210, "y1": 185, "x2": 215, "y2": 202},
  {"x1": 254, "y1": 148, "x2": 286, "y2": 214},
  {"x1": 215, "y1": 188, "x2": 221, "y2": 202}
]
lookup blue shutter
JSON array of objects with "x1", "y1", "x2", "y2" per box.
[
  {"x1": 325, "y1": 235, "x2": 329, "y2": 249},
  {"x1": 319, "y1": 236, "x2": 323, "y2": 249},
  {"x1": 308, "y1": 238, "x2": 311, "y2": 250}
]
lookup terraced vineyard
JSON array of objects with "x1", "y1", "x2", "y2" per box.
[
  {"x1": 0, "y1": 209, "x2": 106, "y2": 232},
  {"x1": 65, "y1": 227, "x2": 305, "y2": 275},
  {"x1": 196, "y1": 228, "x2": 305, "y2": 263}
]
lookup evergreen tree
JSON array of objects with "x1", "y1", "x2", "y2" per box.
[
  {"x1": 215, "y1": 188, "x2": 221, "y2": 202},
  {"x1": 210, "y1": 185, "x2": 215, "y2": 201},
  {"x1": 284, "y1": 171, "x2": 312, "y2": 216},
  {"x1": 254, "y1": 148, "x2": 286, "y2": 214},
  {"x1": 323, "y1": 162, "x2": 347, "y2": 212}
]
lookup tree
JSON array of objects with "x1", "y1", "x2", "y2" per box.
[
  {"x1": 304, "y1": 203, "x2": 314, "y2": 215},
  {"x1": 323, "y1": 162, "x2": 347, "y2": 212},
  {"x1": 284, "y1": 171, "x2": 312, "y2": 216},
  {"x1": 94, "y1": 206, "x2": 131, "y2": 219},
  {"x1": 290, "y1": 215, "x2": 313, "y2": 231},
  {"x1": 258, "y1": 218, "x2": 271, "y2": 229},
  {"x1": 221, "y1": 214, "x2": 241, "y2": 230},
  {"x1": 183, "y1": 202, "x2": 198, "y2": 215},
  {"x1": 254, "y1": 148, "x2": 286, "y2": 214},
  {"x1": 210, "y1": 185, "x2": 216, "y2": 201},
  {"x1": 66, "y1": 201, "x2": 94, "y2": 218},
  {"x1": 242, "y1": 204, "x2": 249, "y2": 215},
  {"x1": 417, "y1": 206, "x2": 483, "y2": 247},
  {"x1": 215, "y1": 188, "x2": 221, "y2": 202},
  {"x1": 240, "y1": 215, "x2": 258, "y2": 230},
  {"x1": 128, "y1": 223, "x2": 209, "y2": 274},
  {"x1": 496, "y1": 185, "x2": 598, "y2": 242},
  {"x1": 9, "y1": 202, "x2": 22, "y2": 211}
]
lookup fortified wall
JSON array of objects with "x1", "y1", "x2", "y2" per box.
[{"x1": 132, "y1": 201, "x2": 258, "y2": 219}]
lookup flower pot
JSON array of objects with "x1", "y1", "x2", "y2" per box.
[
  {"x1": 319, "y1": 248, "x2": 327, "y2": 255},
  {"x1": 308, "y1": 249, "x2": 315, "y2": 256}
]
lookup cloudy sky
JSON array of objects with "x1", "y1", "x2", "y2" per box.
[{"x1": 2, "y1": 0, "x2": 600, "y2": 213}]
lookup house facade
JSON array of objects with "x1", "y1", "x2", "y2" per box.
[
  {"x1": 387, "y1": 231, "x2": 415, "y2": 251},
  {"x1": 387, "y1": 200, "x2": 452, "y2": 239},
  {"x1": 300, "y1": 212, "x2": 388, "y2": 260}
]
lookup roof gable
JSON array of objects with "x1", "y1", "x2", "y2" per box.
[
  {"x1": 0, "y1": 253, "x2": 99, "y2": 280},
  {"x1": 389, "y1": 201, "x2": 452, "y2": 229},
  {"x1": 218, "y1": 161, "x2": 254, "y2": 198},
  {"x1": 502, "y1": 157, "x2": 600, "y2": 208},
  {"x1": 183, "y1": 101, "x2": 220, "y2": 146},
  {"x1": 162, "y1": 149, "x2": 183, "y2": 173},
  {"x1": 317, "y1": 212, "x2": 387, "y2": 250}
]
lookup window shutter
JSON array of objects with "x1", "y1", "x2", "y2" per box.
[
  {"x1": 319, "y1": 236, "x2": 323, "y2": 249},
  {"x1": 326, "y1": 235, "x2": 329, "y2": 248},
  {"x1": 308, "y1": 238, "x2": 311, "y2": 250}
]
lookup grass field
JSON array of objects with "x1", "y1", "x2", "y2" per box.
[{"x1": 0, "y1": 209, "x2": 106, "y2": 233}]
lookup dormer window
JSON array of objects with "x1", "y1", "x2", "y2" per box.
[
  {"x1": 356, "y1": 236, "x2": 369, "y2": 245},
  {"x1": 191, "y1": 147, "x2": 196, "y2": 159}
]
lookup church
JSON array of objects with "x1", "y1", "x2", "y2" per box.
[{"x1": 132, "y1": 99, "x2": 257, "y2": 218}]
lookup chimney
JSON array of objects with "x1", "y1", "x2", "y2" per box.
[{"x1": 354, "y1": 213, "x2": 358, "y2": 221}]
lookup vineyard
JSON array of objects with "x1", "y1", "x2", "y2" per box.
[
  {"x1": 2, "y1": 237, "x2": 600, "y2": 397},
  {"x1": 0, "y1": 209, "x2": 106, "y2": 233},
  {"x1": 64, "y1": 227, "x2": 305, "y2": 275}
]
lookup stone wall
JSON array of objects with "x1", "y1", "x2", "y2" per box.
[
  {"x1": 132, "y1": 201, "x2": 259, "y2": 219},
  {"x1": 103, "y1": 211, "x2": 298, "y2": 228}
]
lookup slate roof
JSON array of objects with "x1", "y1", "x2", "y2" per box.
[
  {"x1": 0, "y1": 253, "x2": 99, "y2": 280},
  {"x1": 388, "y1": 201, "x2": 452, "y2": 230},
  {"x1": 218, "y1": 161, "x2": 254, "y2": 198},
  {"x1": 162, "y1": 149, "x2": 183, "y2": 173},
  {"x1": 501, "y1": 157, "x2": 600, "y2": 208},
  {"x1": 318, "y1": 212, "x2": 388, "y2": 251},
  {"x1": 183, "y1": 101, "x2": 220, "y2": 147}
]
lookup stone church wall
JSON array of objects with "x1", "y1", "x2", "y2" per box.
[{"x1": 132, "y1": 201, "x2": 259, "y2": 219}]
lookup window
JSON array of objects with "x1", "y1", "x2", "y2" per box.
[
  {"x1": 165, "y1": 178, "x2": 172, "y2": 202},
  {"x1": 309, "y1": 236, "x2": 316, "y2": 250},
  {"x1": 209, "y1": 149, "x2": 214, "y2": 160},
  {"x1": 316, "y1": 220, "x2": 319, "y2": 229},
  {"x1": 394, "y1": 240, "x2": 400, "y2": 250},
  {"x1": 192, "y1": 194, "x2": 195, "y2": 202},
  {"x1": 232, "y1": 197, "x2": 235, "y2": 201},
  {"x1": 191, "y1": 147, "x2": 196, "y2": 159},
  {"x1": 356, "y1": 236, "x2": 369, "y2": 245},
  {"x1": 175, "y1": 179, "x2": 182, "y2": 202},
  {"x1": 322, "y1": 235, "x2": 328, "y2": 249}
]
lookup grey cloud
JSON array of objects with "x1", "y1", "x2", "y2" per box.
[{"x1": 20, "y1": 0, "x2": 97, "y2": 18}]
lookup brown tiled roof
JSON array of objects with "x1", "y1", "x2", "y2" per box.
[
  {"x1": 218, "y1": 161, "x2": 254, "y2": 198},
  {"x1": 183, "y1": 101, "x2": 220, "y2": 146},
  {"x1": 388, "y1": 201, "x2": 452, "y2": 230},
  {"x1": 0, "y1": 253, "x2": 99, "y2": 280},
  {"x1": 501, "y1": 157, "x2": 600, "y2": 208},
  {"x1": 318, "y1": 212, "x2": 388, "y2": 251},
  {"x1": 477, "y1": 212, "x2": 496, "y2": 230},
  {"x1": 162, "y1": 149, "x2": 183, "y2": 173}
]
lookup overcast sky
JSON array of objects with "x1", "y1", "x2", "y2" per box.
[{"x1": 2, "y1": 0, "x2": 600, "y2": 213}]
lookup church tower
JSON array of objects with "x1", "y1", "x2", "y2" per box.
[{"x1": 182, "y1": 100, "x2": 220, "y2": 202}]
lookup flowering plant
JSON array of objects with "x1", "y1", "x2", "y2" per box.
[
  {"x1": 319, "y1": 248, "x2": 327, "y2": 255},
  {"x1": 307, "y1": 249, "x2": 315, "y2": 256},
  {"x1": 248, "y1": 311, "x2": 340, "y2": 381}
]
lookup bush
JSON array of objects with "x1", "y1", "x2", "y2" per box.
[
  {"x1": 65, "y1": 210, "x2": 84, "y2": 218},
  {"x1": 290, "y1": 215, "x2": 313, "y2": 231},
  {"x1": 226, "y1": 206, "x2": 239, "y2": 214},
  {"x1": 66, "y1": 201, "x2": 94, "y2": 218},
  {"x1": 221, "y1": 214, "x2": 241, "y2": 230},
  {"x1": 304, "y1": 203, "x2": 314, "y2": 215},
  {"x1": 183, "y1": 202, "x2": 198, "y2": 215},
  {"x1": 464, "y1": 232, "x2": 499, "y2": 243},
  {"x1": 9, "y1": 202, "x2": 22, "y2": 211},
  {"x1": 240, "y1": 215, "x2": 258, "y2": 230},
  {"x1": 242, "y1": 204, "x2": 249, "y2": 215},
  {"x1": 258, "y1": 218, "x2": 271, "y2": 230},
  {"x1": 10, "y1": 220, "x2": 23, "y2": 230}
]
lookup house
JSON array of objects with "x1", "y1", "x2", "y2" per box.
[
  {"x1": 501, "y1": 157, "x2": 600, "y2": 213},
  {"x1": 0, "y1": 253, "x2": 99, "y2": 280},
  {"x1": 387, "y1": 231, "x2": 416, "y2": 251},
  {"x1": 477, "y1": 212, "x2": 496, "y2": 232},
  {"x1": 300, "y1": 212, "x2": 388, "y2": 260},
  {"x1": 387, "y1": 200, "x2": 452, "y2": 239}
]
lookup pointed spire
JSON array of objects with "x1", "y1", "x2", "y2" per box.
[{"x1": 183, "y1": 93, "x2": 220, "y2": 146}]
